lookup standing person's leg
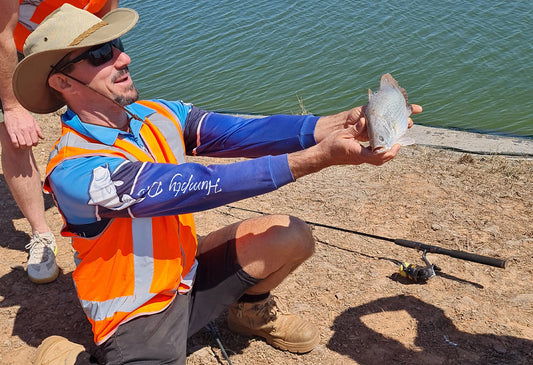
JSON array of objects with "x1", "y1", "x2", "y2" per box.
[
  {"x1": 192, "y1": 214, "x2": 320, "y2": 353},
  {"x1": 0, "y1": 121, "x2": 58, "y2": 283}
]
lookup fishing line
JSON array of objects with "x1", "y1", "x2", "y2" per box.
[{"x1": 223, "y1": 205, "x2": 506, "y2": 269}]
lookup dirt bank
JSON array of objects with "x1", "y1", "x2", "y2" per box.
[{"x1": 0, "y1": 112, "x2": 532, "y2": 364}]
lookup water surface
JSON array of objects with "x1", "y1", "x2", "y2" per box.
[{"x1": 123, "y1": 0, "x2": 533, "y2": 138}]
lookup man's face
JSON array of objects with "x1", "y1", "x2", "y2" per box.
[{"x1": 60, "y1": 41, "x2": 139, "y2": 106}]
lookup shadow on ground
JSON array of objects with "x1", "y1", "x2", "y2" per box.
[
  {"x1": 0, "y1": 173, "x2": 94, "y2": 353},
  {"x1": 0, "y1": 268, "x2": 94, "y2": 349},
  {"x1": 327, "y1": 295, "x2": 533, "y2": 365}
]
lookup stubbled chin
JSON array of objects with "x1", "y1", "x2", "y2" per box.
[{"x1": 113, "y1": 87, "x2": 139, "y2": 106}]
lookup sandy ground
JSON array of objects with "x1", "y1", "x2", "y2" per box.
[{"x1": 0, "y1": 111, "x2": 532, "y2": 364}]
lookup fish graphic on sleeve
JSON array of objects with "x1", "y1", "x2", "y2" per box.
[{"x1": 88, "y1": 165, "x2": 143, "y2": 210}]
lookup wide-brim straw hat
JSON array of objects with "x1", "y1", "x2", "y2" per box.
[{"x1": 12, "y1": 4, "x2": 138, "y2": 114}]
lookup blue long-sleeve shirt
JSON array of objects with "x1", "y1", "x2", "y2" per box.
[{"x1": 48, "y1": 100, "x2": 319, "y2": 232}]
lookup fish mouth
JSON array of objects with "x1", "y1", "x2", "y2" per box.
[{"x1": 372, "y1": 146, "x2": 391, "y2": 154}]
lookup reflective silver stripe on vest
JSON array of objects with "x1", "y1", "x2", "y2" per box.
[
  {"x1": 56, "y1": 106, "x2": 189, "y2": 323},
  {"x1": 18, "y1": 0, "x2": 41, "y2": 33},
  {"x1": 79, "y1": 217, "x2": 163, "y2": 321},
  {"x1": 49, "y1": 131, "x2": 139, "y2": 162},
  {"x1": 145, "y1": 112, "x2": 187, "y2": 164}
]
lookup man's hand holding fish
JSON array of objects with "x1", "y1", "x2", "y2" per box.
[{"x1": 287, "y1": 103, "x2": 422, "y2": 179}]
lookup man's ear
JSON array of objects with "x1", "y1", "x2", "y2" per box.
[{"x1": 48, "y1": 73, "x2": 72, "y2": 93}]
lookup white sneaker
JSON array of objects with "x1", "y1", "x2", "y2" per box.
[{"x1": 25, "y1": 231, "x2": 59, "y2": 284}]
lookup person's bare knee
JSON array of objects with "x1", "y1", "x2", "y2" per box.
[
  {"x1": 283, "y1": 215, "x2": 315, "y2": 260},
  {"x1": 234, "y1": 214, "x2": 315, "y2": 287},
  {"x1": 197, "y1": 214, "x2": 315, "y2": 291}
]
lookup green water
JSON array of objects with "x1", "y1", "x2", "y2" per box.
[{"x1": 122, "y1": 0, "x2": 533, "y2": 138}]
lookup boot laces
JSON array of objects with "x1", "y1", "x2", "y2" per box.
[{"x1": 255, "y1": 295, "x2": 287, "y2": 323}]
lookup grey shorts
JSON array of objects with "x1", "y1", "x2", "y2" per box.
[{"x1": 97, "y1": 237, "x2": 259, "y2": 364}]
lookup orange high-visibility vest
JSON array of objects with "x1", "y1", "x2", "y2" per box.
[
  {"x1": 15, "y1": 0, "x2": 108, "y2": 52},
  {"x1": 44, "y1": 101, "x2": 198, "y2": 344}
]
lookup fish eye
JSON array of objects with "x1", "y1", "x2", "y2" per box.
[{"x1": 378, "y1": 136, "x2": 385, "y2": 142}]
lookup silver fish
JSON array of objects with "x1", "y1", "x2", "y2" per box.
[{"x1": 365, "y1": 73, "x2": 413, "y2": 153}]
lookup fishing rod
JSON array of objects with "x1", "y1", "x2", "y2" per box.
[
  {"x1": 225, "y1": 205, "x2": 507, "y2": 270},
  {"x1": 308, "y1": 220, "x2": 506, "y2": 269},
  {"x1": 206, "y1": 322, "x2": 233, "y2": 365}
]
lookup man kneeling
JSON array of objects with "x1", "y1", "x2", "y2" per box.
[{"x1": 13, "y1": 5, "x2": 420, "y2": 364}]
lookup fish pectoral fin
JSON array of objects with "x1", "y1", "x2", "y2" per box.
[{"x1": 396, "y1": 136, "x2": 416, "y2": 147}]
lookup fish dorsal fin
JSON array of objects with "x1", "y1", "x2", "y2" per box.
[
  {"x1": 381, "y1": 73, "x2": 409, "y2": 106},
  {"x1": 400, "y1": 86, "x2": 409, "y2": 106},
  {"x1": 381, "y1": 73, "x2": 398, "y2": 88}
]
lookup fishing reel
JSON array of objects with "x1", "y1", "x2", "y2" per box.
[{"x1": 398, "y1": 250, "x2": 440, "y2": 282}]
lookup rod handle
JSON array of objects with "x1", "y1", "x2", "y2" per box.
[{"x1": 394, "y1": 239, "x2": 507, "y2": 269}]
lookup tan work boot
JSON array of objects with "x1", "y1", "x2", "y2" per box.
[
  {"x1": 34, "y1": 336, "x2": 90, "y2": 364},
  {"x1": 227, "y1": 295, "x2": 319, "y2": 353}
]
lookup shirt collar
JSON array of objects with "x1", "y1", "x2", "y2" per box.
[{"x1": 61, "y1": 102, "x2": 158, "y2": 145}]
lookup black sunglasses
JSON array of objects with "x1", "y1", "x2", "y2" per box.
[{"x1": 56, "y1": 38, "x2": 124, "y2": 70}]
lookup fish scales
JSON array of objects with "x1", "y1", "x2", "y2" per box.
[{"x1": 365, "y1": 73, "x2": 412, "y2": 153}]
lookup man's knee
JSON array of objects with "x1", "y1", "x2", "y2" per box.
[
  {"x1": 234, "y1": 215, "x2": 315, "y2": 276},
  {"x1": 276, "y1": 215, "x2": 315, "y2": 260},
  {"x1": 291, "y1": 215, "x2": 314, "y2": 250}
]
